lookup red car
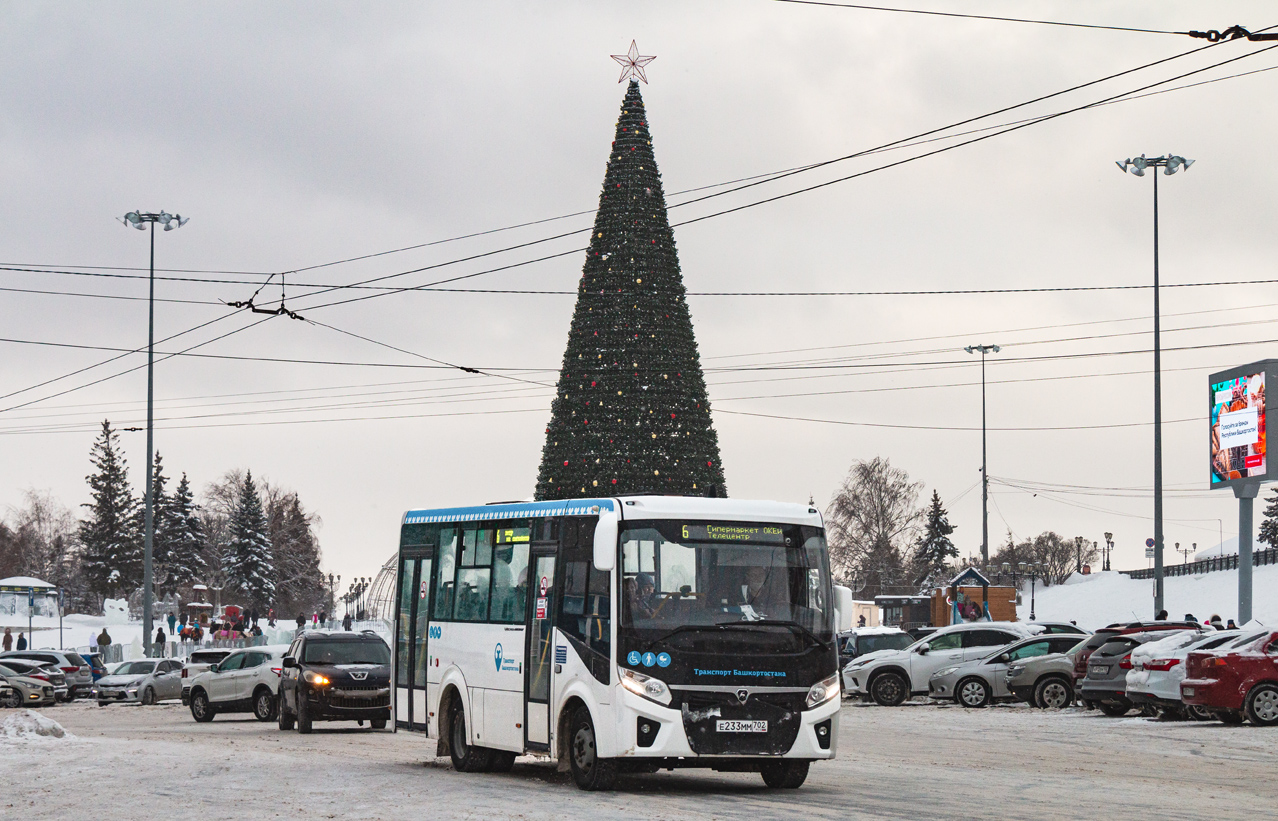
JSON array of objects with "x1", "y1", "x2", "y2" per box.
[{"x1": 1181, "y1": 630, "x2": 1278, "y2": 725}]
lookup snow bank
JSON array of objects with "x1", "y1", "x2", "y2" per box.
[
  {"x1": 1, "y1": 710, "x2": 71, "y2": 740},
  {"x1": 1025, "y1": 565, "x2": 1278, "y2": 631}
]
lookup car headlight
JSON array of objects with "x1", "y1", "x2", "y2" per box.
[
  {"x1": 303, "y1": 670, "x2": 330, "y2": 687},
  {"x1": 618, "y1": 667, "x2": 671, "y2": 705},
  {"x1": 127, "y1": 688, "x2": 138, "y2": 695},
  {"x1": 806, "y1": 673, "x2": 841, "y2": 709},
  {"x1": 933, "y1": 667, "x2": 959, "y2": 679}
]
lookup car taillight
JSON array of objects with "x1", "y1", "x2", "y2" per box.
[
  {"x1": 31, "y1": 674, "x2": 50, "y2": 681},
  {"x1": 271, "y1": 667, "x2": 282, "y2": 677},
  {"x1": 1208, "y1": 657, "x2": 1229, "y2": 667},
  {"x1": 61, "y1": 666, "x2": 78, "y2": 674},
  {"x1": 1144, "y1": 658, "x2": 1180, "y2": 672},
  {"x1": 1119, "y1": 654, "x2": 1133, "y2": 670},
  {"x1": 181, "y1": 668, "x2": 188, "y2": 678}
]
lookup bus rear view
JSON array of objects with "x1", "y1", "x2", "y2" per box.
[{"x1": 393, "y1": 495, "x2": 847, "y2": 791}]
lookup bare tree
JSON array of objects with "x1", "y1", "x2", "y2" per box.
[{"x1": 825, "y1": 457, "x2": 923, "y2": 591}]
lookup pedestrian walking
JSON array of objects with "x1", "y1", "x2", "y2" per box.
[
  {"x1": 2, "y1": 627, "x2": 11, "y2": 651},
  {"x1": 320, "y1": 611, "x2": 328, "y2": 629},
  {"x1": 16, "y1": 632, "x2": 27, "y2": 651},
  {"x1": 154, "y1": 627, "x2": 167, "y2": 657},
  {"x1": 342, "y1": 612, "x2": 353, "y2": 631},
  {"x1": 295, "y1": 613, "x2": 305, "y2": 635},
  {"x1": 167, "y1": 612, "x2": 177, "y2": 635},
  {"x1": 1227, "y1": 619, "x2": 1239, "y2": 630},
  {"x1": 1209, "y1": 614, "x2": 1224, "y2": 630}
]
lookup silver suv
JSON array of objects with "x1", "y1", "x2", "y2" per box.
[
  {"x1": 843, "y1": 622, "x2": 1031, "y2": 706},
  {"x1": 1, "y1": 650, "x2": 92, "y2": 699}
]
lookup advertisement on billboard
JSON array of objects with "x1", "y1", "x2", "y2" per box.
[{"x1": 1210, "y1": 360, "x2": 1274, "y2": 489}]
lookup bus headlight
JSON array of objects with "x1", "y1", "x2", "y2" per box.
[
  {"x1": 805, "y1": 673, "x2": 841, "y2": 709},
  {"x1": 619, "y1": 667, "x2": 671, "y2": 706}
]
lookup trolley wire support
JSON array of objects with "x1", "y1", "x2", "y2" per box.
[{"x1": 1187, "y1": 25, "x2": 1278, "y2": 42}]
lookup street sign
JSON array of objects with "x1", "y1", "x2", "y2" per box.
[
  {"x1": 1145, "y1": 547, "x2": 1155, "y2": 559},
  {"x1": 1145, "y1": 538, "x2": 1155, "y2": 548},
  {"x1": 28, "y1": 587, "x2": 34, "y2": 608}
]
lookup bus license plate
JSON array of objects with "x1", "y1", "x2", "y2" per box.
[{"x1": 716, "y1": 720, "x2": 767, "y2": 733}]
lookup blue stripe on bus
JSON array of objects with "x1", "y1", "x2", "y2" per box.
[{"x1": 402, "y1": 498, "x2": 616, "y2": 525}]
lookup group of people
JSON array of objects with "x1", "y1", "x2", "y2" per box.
[
  {"x1": 1155, "y1": 610, "x2": 1241, "y2": 630},
  {"x1": 295, "y1": 611, "x2": 355, "y2": 634},
  {"x1": 2, "y1": 627, "x2": 28, "y2": 651}
]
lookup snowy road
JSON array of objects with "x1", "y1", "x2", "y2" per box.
[{"x1": 4, "y1": 699, "x2": 1275, "y2": 820}]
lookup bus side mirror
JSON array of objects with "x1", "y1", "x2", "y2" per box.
[
  {"x1": 833, "y1": 585, "x2": 855, "y2": 633},
  {"x1": 593, "y1": 512, "x2": 617, "y2": 572}
]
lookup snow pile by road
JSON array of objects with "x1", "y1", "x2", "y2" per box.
[
  {"x1": 1, "y1": 710, "x2": 72, "y2": 740},
  {"x1": 1024, "y1": 565, "x2": 1278, "y2": 630}
]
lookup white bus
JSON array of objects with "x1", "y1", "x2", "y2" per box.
[{"x1": 393, "y1": 495, "x2": 852, "y2": 790}]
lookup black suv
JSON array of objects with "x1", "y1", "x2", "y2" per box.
[{"x1": 277, "y1": 631, "x2": 391, "y2": 734}]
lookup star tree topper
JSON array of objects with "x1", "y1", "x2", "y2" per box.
[{"x1": 611, "y1": 40, "x2": 655, "y2": 84}]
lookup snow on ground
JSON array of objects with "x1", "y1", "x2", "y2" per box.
[
  {"x1": 0, "y1": 710, "x2": 71, "y2": 741},
  {"x1": 5, "y1": 699, "x2": 1273, "y2": 820},
  {"x1": 1024, "y1": 565, "x2": 1278, "y2": 630}
]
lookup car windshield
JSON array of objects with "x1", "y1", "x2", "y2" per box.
[
  {"x1": 114, "y1": 661, "x2": 157, "y2": 676},
  {"x1": 619, "y1": 521, "x2": 833, "y2": 638},
  {"x1": 302, "y1": 640, "x2": 390, "y2": 665},
  {"x1": 858, "y1": 633, "x2": 915, "y2": 655}
]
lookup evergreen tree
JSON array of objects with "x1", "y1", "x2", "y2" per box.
[
  {"x1": 146, "y1": 451, "x2": 172, "y2": 570},
  {"x1": 223, "y1": 470, "x2": 275, "y2": 610},
  {"x1": 79, "y1": 421, "x2": 140, "y2": 598},
  {"x1": 162, "y1": 473, "x2": 207, "y2": 589},
  {"x1": 912, "y1": 490, "x2": 958, "y2": 585},
  {"x1": 534, "y1": 80, "x2": 725, "y2": 500},
  {"x1": 1259, "y1": 486, "x2": 1278, "y2": 549},
  {"x1": 267, "y1": 490, "x2": 324, "y2": 616}
]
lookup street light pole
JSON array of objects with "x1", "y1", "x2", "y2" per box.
[
  {"x1": 964, "y1": 344, "x2": 1000, "y2": 566},
  {"x1": 120, "y1": 210, "x2": 188, "y2": 657},
  {"x1": 1103, "y1": 532, "x2": 1114, "y2": 572},
  {"x1": 1115, "y1": 154, "x2": 1192, "y2": 617}
]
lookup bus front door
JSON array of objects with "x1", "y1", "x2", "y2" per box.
[
  {"x1": 524, "y1": 550, "x2": 556, "y2": 750},
  {"x1": 395, "y1": 552, "x2": 434, "y2": 731}
]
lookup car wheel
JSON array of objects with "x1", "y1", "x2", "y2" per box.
[
  {"x1": 370, "y1": 717, "x2": 388, "y2": 730},
  {"x1": 869, "y1": 672, "x2": 909, "y2": 707},
  {"x1": 1186, "y1": 704, "x2": 1215, "y2": 722},
  {"x1": 1034, "y1": 677, "x2": 1073, "y2": 710},
  {"x1": 2, "y1": 690, "x2": 20, "y2": 709},
  {"x1": 956, "y1": 677, "x2": 990, "y2": 708},
  {"x1": 761, "y1": 759, "x2": 810, "y2": 789},
  {"x1": 1216, "y1": 709, "x2": 1244, "y2": 725},
  {"x1": 449, "y1": 700, "x2": 491, "y2": 773},
  {"x1": 190, "y1": 691, "x2": 216, "y2": 723},
  {"x1": 277, "y1": 692, "x2": 295, "y2": 731},
  {"x1": 253, "y1": 688, "x2": 276, "y2": 721},
  {"x1": 297, "y1": 693, "x2": 313, "y2": 734},
  {"x1": 141, "y1": 687, "x2": 156, "y2": 706},
  {"x1": 1244, "y1": 683, "x2": 1278, "y2": 727},
  {"x1": 1098, "y1": 700, "x2": 1131, "y2": 717},
  {"x1": 567, "y1": 706, "x2": 616, "y2": 791},
  {"x1": 486, "y1": 749, "x2": 516, "y2": 772}
]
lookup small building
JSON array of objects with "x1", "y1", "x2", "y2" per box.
[
  {"x1": 852, "y1": 600, "x2": 880, "y2": 628},
  {"x1": 0, "y1": 576, "x2": 58, "y2": 619},
  {"x1": 930, "y1": 567, "x2": 1017, "y2": 626}
]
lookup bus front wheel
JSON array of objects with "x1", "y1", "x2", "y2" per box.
[
  {"x1": 568, "y1": 706, "x2": 616, "y2": 791},
  {"x1": 761, "y1": 760, "x2": 810, "y2": 789},
  {"x1": 449, "y1": 701, "x2": 492, "y2": 772}
]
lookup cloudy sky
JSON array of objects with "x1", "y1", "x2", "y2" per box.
[{"x1": 2, "y1": 2, "x2": 1276, "y2": 594}]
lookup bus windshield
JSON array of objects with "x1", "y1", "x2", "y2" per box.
[{"x1": 619, "y1": 521, "x2": 833, "y2": 644}]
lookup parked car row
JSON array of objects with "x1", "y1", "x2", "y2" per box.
[
  {"x1": 0, "y1": 649, "x2": 93, "y2": 699},
  {"x1": 842, "y1": 617, "x2": 1278, "y2": 729}
]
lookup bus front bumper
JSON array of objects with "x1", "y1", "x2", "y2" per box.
[{"x1": 613, "y1": 685, "x2": 840, "y2": 761}]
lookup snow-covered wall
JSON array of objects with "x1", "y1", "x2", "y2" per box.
[{"x1": 1025, "y1": 566, "x2": 1277, "y2": 631}]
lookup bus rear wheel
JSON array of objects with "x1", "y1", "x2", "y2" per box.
[
  {"x1": 761, "y1": 760, "x2": 810, "y2": 789},
  {"x1": 449, "y1": 701, "x2": 492, "y2": 772},
  {"x1": 568, "y1": 706, "x2": 616, "y2": 791}
]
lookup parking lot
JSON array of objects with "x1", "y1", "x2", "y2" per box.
[{"x1": 3, "y1": 698, "x2": 1274, "y2": 820}]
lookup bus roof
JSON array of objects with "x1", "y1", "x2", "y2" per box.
[{"x1": 402, "y1": 496, "x2": 822, "y2": 527}]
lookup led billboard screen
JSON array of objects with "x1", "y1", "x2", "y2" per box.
[{"x1": 1210, "y1": 362, "x2": 1272, "y2": 488}]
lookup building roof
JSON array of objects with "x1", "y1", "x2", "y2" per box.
[{"x1": 0, "y1": 576, "x2": 56, "y2": 591}]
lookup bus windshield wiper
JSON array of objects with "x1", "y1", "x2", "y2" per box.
[{"x1": 714, "y1": 619, "x2": 832, "y2": 650}]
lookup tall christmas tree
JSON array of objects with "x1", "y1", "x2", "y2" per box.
[
  {"x1": 535, "y1": 74, "x2": 725, "y2": 500},
  {"x1": 162, "y1": 473, "x2": 207, "y2": 589},
  {"x1": 223, "y1": 470, "x2": 276, "y2": 610},
  {"x1": 79, "y1": 420, "x2": 140, "y2": 598}
]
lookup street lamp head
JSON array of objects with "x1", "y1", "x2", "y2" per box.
[
  {"x1": 1164, "y1": 156, "x2": 1194, "y2": 175},
  {"x1": 1104, "y1": 532, "x2": 1112, "y2": 541}
]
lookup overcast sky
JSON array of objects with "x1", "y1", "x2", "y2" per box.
[{"x1": 2, "y1": 2, "x2": 1276, "y2": 596}]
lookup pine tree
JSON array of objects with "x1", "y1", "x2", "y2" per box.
[
  {"x1": 162, "y1": 473, "x2": 207, "y2": 589},
  {"x1": 1259, "y1": 486, "x2": 1278, "y2": 548},
  {"x1": 267, "y1": 490, "x2": 324, "y2": 616},
  {"x1": 534, "y1": 80, "x2": 725, "y2": 500},
  {"x1": 223, "y1": 470, "x2": 275, "y2": 610},
  {"x1": 79, "y1": 420, "x2": 140, "y2": 598},
  {"x1": 913, "y1": 490, "x2": 958, "y2": 585},
  {"x1": 147, "y1": 451, "x2": 172, "y2": 571}
]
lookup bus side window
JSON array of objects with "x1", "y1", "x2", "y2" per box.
[{"x1": 433, "y1": 528, "x2": 458, "y2": 620}]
